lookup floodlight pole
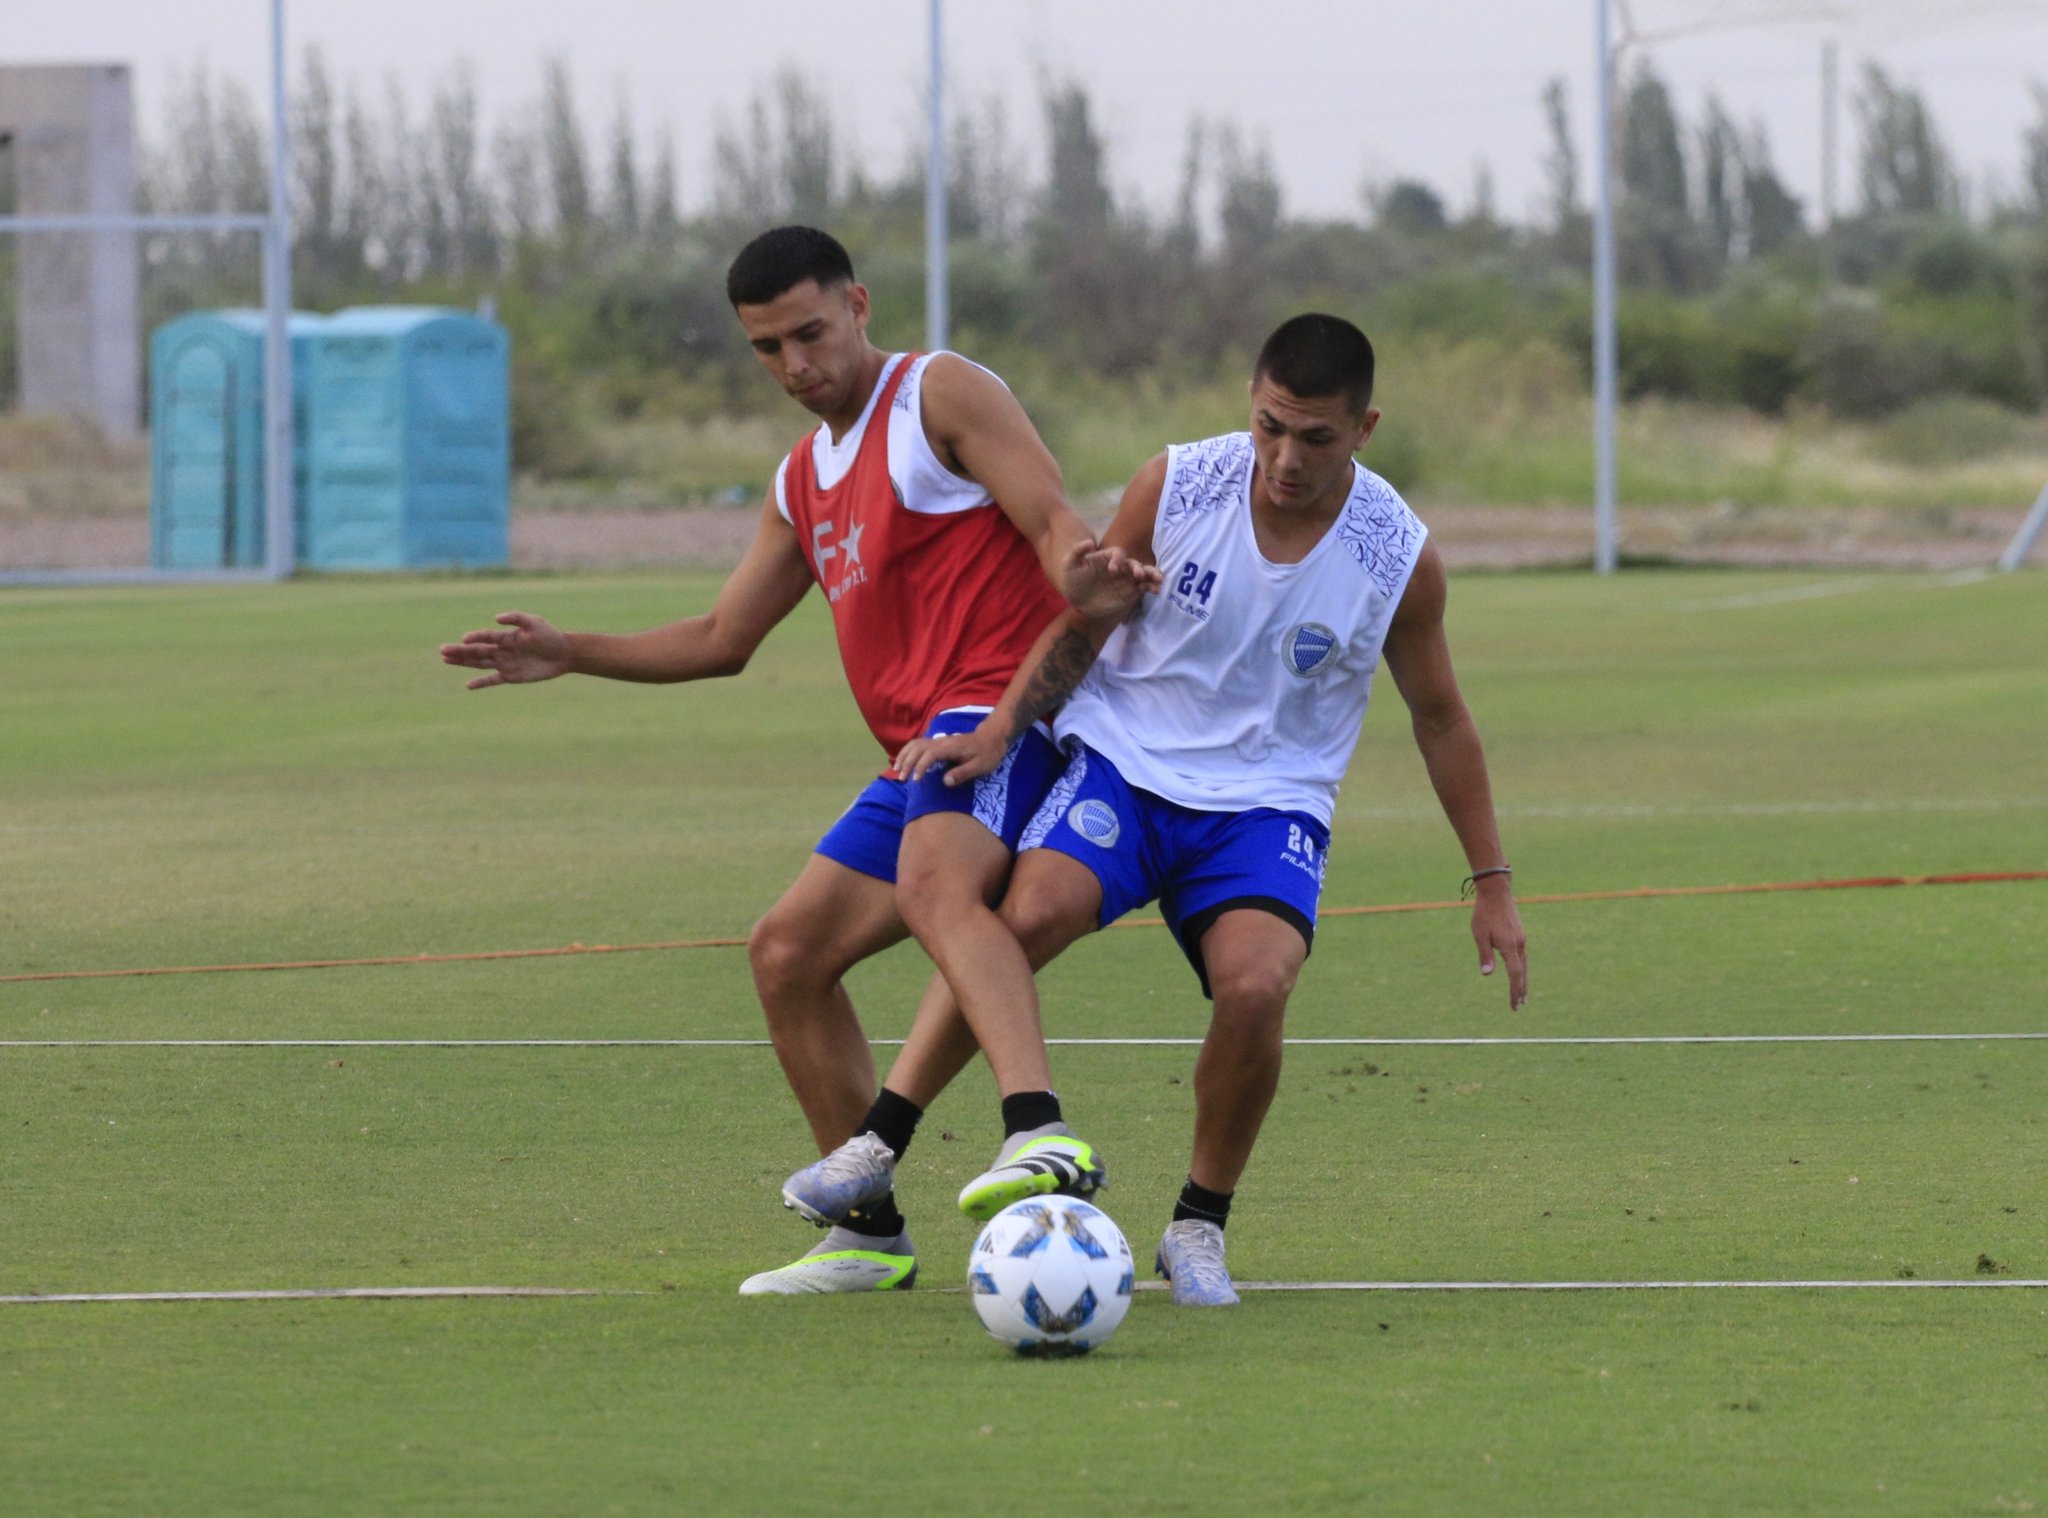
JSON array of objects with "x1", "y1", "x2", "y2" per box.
[
  {"x1": 1592, "y1": 0, "x2": 1620, "y2": 573},
  {"x1": 1820, "y1": 36, "x2": 1838, "y2": 284},
  {"x1": 262, "y1": 0, "x2": 295, "y2": 579},
  {"x1": 1998, "y1": 483, "x2": 2048, "y2": 571},
  {"x1": 925, "y1": 0, "x2": 949, "y2": 353}
]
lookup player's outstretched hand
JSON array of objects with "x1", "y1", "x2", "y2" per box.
[
  {"x1": 439, "y1": 611, "x2": 572, "y2": 690},
  {"x1": 895, "y1": 725, "x2": 1008, "y2": 788},
  {"x1": 1472, "y1": 885, "x2": 1529, "y2": 1011},
  {"x1": 1059, "y1": 537, "x2": 1163, "y2": 620}
]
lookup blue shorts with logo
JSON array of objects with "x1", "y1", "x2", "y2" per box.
[
  {"x1": 1020, "y1": 740, "x2": 1331, "y2": 998},
  {"x1": 815, "y1": 709, "x2": 1064, "y2": 885}
]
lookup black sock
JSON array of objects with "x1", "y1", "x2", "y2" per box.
[
  {"x1": 1173, "y1": 1177, "x2": 1233, "y2": 1229},
  {"x1": 860, "y1": 1088, "x2": 923, "y2": 1161},
  {"x1": 999, "y1": 1089, "x2": 1063, "y2": 1138},
  {"x1": 841, "y1": 1192, "x2": 907, "y2": 1241}
]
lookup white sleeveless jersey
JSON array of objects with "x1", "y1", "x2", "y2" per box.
[{"x1": 1054, "y1": 432, "x2": 1428, "y2": 825}]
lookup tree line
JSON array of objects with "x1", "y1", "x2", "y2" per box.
[{"x1": 9, "y1": 49, "x2": 2047, "y2": 468}]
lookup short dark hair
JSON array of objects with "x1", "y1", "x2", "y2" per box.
[
  {"x1": 1253, "y1": 313, "x2": 1375, "y2": 413},
  {"x1": 726, "y1": 225, "x2": 856, "y2": 307}
]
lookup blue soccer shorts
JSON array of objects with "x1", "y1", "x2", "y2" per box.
[
  {"x1": 1020, "y1": 739, "x2": 1331, "y2": 997},
  {"x1": 814, "y1": 709, "x2": 1064, "y2": 885}
]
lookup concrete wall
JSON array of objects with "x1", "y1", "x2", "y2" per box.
[{"x1": 0, "y1": 64, "x2": 140, "y2": 439}]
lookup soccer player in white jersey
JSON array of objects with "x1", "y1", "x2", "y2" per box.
[{"x1": 782, "y1": 313, "x2": 1528, "y2": 1305}]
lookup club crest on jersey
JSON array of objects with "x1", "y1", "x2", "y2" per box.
[
  {"x1": 1285, "y1": 623, "x2": 1340, "y2": 677},
  {"x1": 1067, "y1": 799, "x2": 1121, "y2": 848}
]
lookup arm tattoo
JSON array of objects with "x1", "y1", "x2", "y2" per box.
[{"x1": 1006, "y1": 628, "x2": 1098, "y2": 739}]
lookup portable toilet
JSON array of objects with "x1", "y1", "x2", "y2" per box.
[
  {"x1": 303, "y1": 307, "x2": 509, "y2": 570},
  {"x1": 149, "y1": 310, "x2": 323, "y2": 569}
]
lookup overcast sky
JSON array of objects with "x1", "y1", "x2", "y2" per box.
[{"x1": 14, "y1": 0, "x2": 2048, "y2": 224}]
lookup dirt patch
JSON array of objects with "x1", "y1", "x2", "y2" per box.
[{"x1": 0, "y1": 501, "x2": 2035, "y2": 575}]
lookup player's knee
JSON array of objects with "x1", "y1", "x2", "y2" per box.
[
  {"x1": 747, "y1": 912, "x2": 815, "y2": 1000},
  {"x1": 998, "y1": 876, "x2": 1084, "y2": 963},
  {"x1": 894, "y1": 867, "x2": 971, "y2": 943},
  {"x1": 1207, "y1": 958, "x2": 1297, "y2": 1025}
]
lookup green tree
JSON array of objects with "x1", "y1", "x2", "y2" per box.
[
  {"x1": 946, "y1": 97, "x2": 1027, "y2": 246},
  {"x1": 606, "y1": 92, "x2": 642, "y2": 241},
  {"x1": 1038, "y1": 78, "x2": 1114, "y2": 244},
  {"x1": 2022, "y1": 82, "x2": 2048, "y2": 219},
  {"x1": 1541, "y1": 77, "x2": 1577, "y2": 233},
  {"x1": 1029, "y1": 77, "x2": 1167, "y2": 373},
  {"x1": 1216, "y1": 125, "x2": 1282, "y2": 257},
  {"x1": 429, "y1": 62, "x2": 496, "y2": 278},
  {"x1": 647, "y1": 125, "x2": 681, "y2": 246},
  {"x1": 1737, "y1": 123, "x2": 1803, "y2": 259},
  {"x1": 1855, "y1": 64, "x2": 1959, "y2": 218},
  {"x1": 1619, "y1": 60, "x2": 1703, "y2": 290},
  {"x1": 710, "y1": 68, "x2": 839, "y2": 226},
  {"x1": 541, "y1": 57, "x2": 593, "y2": 237},
  {"x1": 292, "y1": 47, "x2": 342, "y2": 285},
  {"x1": 340, "y1": 82, "x2": 388, "y2": 273},
  {"x1": 1697, "y1": 95, "x2": 1740, "y2": 265},
  {"x1": 1371, "y1": 179, "x2": 1447, "y2": 235}
]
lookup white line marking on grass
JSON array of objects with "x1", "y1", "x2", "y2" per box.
[
  {"x1": 1481, "y1": 796, "x2": 2048, "y2": 822},
  {"x1": 0, "y1": 1286, "x2": 634, "y2": 1306},
  {"x1": 1679, "y1": 576, "x2": 1887, "y2": 609},
  {"x1": 1672, "y1": 569, "x2": 1992, "y2": 612},
  {"x1": 1148, "y1": 1278, "x2": 2048, "y2": 1293},
  {"x1": 5, "y1": 1034, "x2": 2044, "y2": 1050},
  {"x1": 17, "y1": 1280, "x2": 2042, "y2": 1307}
]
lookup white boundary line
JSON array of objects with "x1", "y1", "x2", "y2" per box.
[
  {"x1": 3, "y1": 1033, "x2": 2045, "y2": 1049},
  {"x1": 1203, "y1": 1278, "x2": 2048, "y2": 1293},
  {"x1": 0, "y1": 1286, "x2": 628, "y2": 1305},
  {"x1": 7, "y1": 796, "x2": 2042, "y2": 830},
  {"x1": 1670, "y1": 569, "x2": 1993, "y2": 612},
  {"x1": 9, "y1": 1280, "x2": 2043, "y2": 1306}
]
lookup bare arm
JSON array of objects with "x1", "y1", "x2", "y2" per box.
[
  {"x1": 919, "y1": 355, "x2": 1160, "y2": 616},
  {"x1": 1380, "y1": 540, "x2": 1529, "y2": 1008},
  {"x1": 896, "y1": 454, "x2": 1167, "y2": 784},
  {"x1": 440, "y1": 492, "x2": 813, "y2": 688}
]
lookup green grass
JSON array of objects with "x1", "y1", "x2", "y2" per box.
[{"x1": 2, "y1": 568, "x2": 2046, "y2": 1515}]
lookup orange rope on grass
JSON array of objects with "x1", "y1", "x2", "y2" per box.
[{"x1": 2, "y1": 870, "x2": 2041, "y2": 986}]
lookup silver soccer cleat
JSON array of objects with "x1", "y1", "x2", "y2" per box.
[
  {"x1": 780, "y1": 1131, "x2": 897, "y2": 1226},
  {"x1": 1155, "y1": 1219, "x2": 1240, "y2": 1307}
]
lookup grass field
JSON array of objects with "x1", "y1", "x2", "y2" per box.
[{"x1": 3, "y1": 567, "x2": 2046, "y2": 1515}]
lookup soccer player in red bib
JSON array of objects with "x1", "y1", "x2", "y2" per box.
[{"x1": 440, "y1": 227, "x2": 1157, "y2": 1294}]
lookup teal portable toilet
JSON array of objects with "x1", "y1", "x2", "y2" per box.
[
  {"x1": 149, "y1": 310, "x2": 322, "y2": 569},
  {"x1": 303, "y1": 307, "x2": 509, "y2": 570}
]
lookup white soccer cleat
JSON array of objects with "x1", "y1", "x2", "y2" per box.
[
  {"x1": 1155, "y1": 1219, "x2": 1239, "y2": 1307},
  {"x1": 737, "y1": 1226, "x2": 917, "y2": 1296}
]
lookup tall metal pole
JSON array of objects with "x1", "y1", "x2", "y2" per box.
[
  {"x1": 262, "y1": 0, "x2": 295, "y2": 578},
  {"x1": 1592, "y1": 0, "x2": 1619, "y2": 574},
  {"x1": 1820, "y1": 36, "x2": 1838, "y2": 284},
  {"x1": 925, "y1": 0, "x2": 949, "y2": 353}
]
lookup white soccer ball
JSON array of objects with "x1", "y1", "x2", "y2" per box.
[{"x1": 967, "y1": 1195, "x2": 1135, "y2": 1355}]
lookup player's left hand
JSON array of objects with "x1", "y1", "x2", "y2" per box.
[
  {"x1": 1471, "y1": 882, "x2": 1528, "y2": 1010},
  {"x1": 895, "y1": 724, "x2": 1008, "y2": 787},
  {"x1": 1059, "y1": 538, "x2": 1163, "y2": 620}
]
